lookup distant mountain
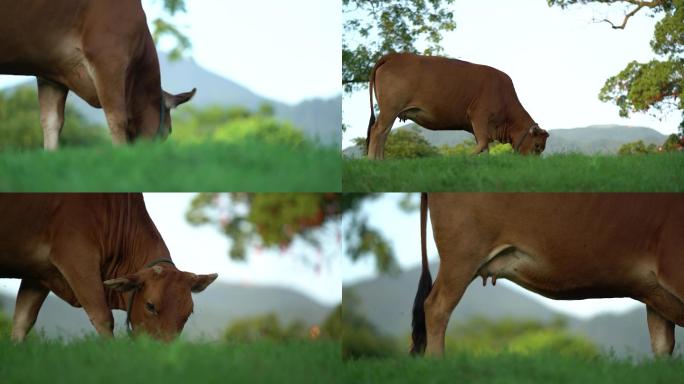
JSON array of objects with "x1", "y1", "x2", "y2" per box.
[
  {"x1": 7, "y1": 53, "x2": 341, "y2": 145},
  {"x1": 342, "y1": 124, "x2": 668, "y2": 157},
  {"x1": 346, "y1": 264, "x2": 684, "y2": 357},
  {"x1": 0, "y1": 282, "x2": 333, "y2": 340}
]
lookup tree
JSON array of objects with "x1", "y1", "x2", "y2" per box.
[
  {"x1": 617, "y1": 139, "x2": 658, "y2": 154},
  {"x1": 148, "y1": 0, "x2": 191, "y2": 60},
  {"x1": 548, "y1": 0, "x2": 684, "y2": 137},
  {"x1": 342, "y1": 0, "x2": 457, "y2": 93},
  {"x1": 186, "y1": 194, "x2": 410, "y2": 274}
]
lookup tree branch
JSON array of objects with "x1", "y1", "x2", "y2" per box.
[{"x1": 601, "y1": 0, "x2": 665, "y2": 29}]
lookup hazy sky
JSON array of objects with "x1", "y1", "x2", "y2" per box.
[
  {"x1": 342, "y1": 194, "x2": 641, "y2": 319},
  {"x1": 0, "y1": 0, "x2": 341, "y2": 105},
  {"x1": 0, "y1": 194, "x2": 342, "y2": 306},
  {"x1": 342, "y1": 0, "x2": 681, "y2": 147}
]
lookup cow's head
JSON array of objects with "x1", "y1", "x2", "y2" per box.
[
  {"x1": 103, "y1": 264, "x2": 217, "y2": 341},
  {"x1": 517, "y1": 125, "x2": 549, "y2": 155},
  {"x1": 138, "y1": 88, "x2": 197, "y2": 140},
  {"x1": 159, "y1": 88, "x2": 196, "y2": 138}
]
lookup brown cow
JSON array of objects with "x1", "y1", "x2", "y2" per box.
[
  {"x1": 411, "y1": 193, "x2": 684, "y2": 357},
  {"x1": 0, "y1": 0, "x2": 196, "y2": 149},
  {"x1": 0, "y1": 193, "x2": 218, "y2": 341},
  {"x1": 366, "y1": 53, "x2": 549, "y2": 159}
]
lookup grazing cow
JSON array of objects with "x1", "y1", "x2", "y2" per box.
[
  {"x1": 0, "y1": 0, "x2": 196, "y2": 149},
  {"x1": 366, "y1": 53, "x2": 549, "y2": 159},
  {"x1": 0, "y1": 193, "x2": 218, "y2": 341},
  {"x1": 411, "y1": 193, "x2": 684, "y2": 357}
]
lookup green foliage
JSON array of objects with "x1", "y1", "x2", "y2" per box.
[
  {"x1": 0, "y1": 87, "x2": 108, "y2": 151},
  {"x1": 445, "y1": 317, "x2": 598, "y2": 359},
  {"x1": 0, "y1": 338, "x2": 342, "y2": 383},
  {"x1": 663, "y1": 133, "x2": 683, "y2": 150},
  {"x1": 186, "y1": 193, "x2": 398, "y2": 273},
  {"x1": 186, "y1": 193, "x2": 341, "y2": 260},
  {"x1": 0, "y1": 141, "x2": 341, "y2": 192},
  {"x1": 147, "y1": 0, "x2": 190, "y2": 60},
  {"x1": 343, "y1": 152, "x2": 684, "y2": 192},
  {"x1": 549, "y1": 0, "x2": 684, "y2": 135},
  {"x1": 439, "y1": 139, "x2": 476, "y2": 156},
  {"x1": 352, "y1": 129, "x2": 438, "y2": 159},
  {"x1": 223, "y1": 313, "x2": 309, "y2": 343},
  {"x1": 342, "y1": 290, "x2": 400, "y2": 360},
  {"x1": 343, "y1": 0, "x2": 457, "y2": 93},
  {"x1": 321, "y1": 304, "x2": 343, "y2": 341},
  {"x1": 617, "y1": 140, "x2": 658, "y2": 155},
  {"x1": 172, "y1": 104, "x2": 307, "y2": 148}
]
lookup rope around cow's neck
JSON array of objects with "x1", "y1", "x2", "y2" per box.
[
  {"x1": 125, "y1": 257, "x2": 175, "y2": 335},
  {"x1": 156, "y1": 89, "x2": 165, "y2": 138},
  {"x1": 514, "y1": 123, "x2": 539, "y2": 152}
]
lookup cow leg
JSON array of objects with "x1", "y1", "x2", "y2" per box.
[
  {"x1": 646, "y1": 305, "x2": 675, "y2": 357},
  {"x1": 367, "y1": 113, "x2": 396, "y2": 160},
  {"x1": 50, "y1": 246, "x2": 115, "y2": 337},
  {"x1": 469, "y1": 115, "x2": 491, "y2": 154},
  {"x1": 86, "y1": 59, "x2": 129, "y2": 144},
  {"x1": 37, "y1": 78, "x2": 69, "y2": 150},
  {"x1": 11, "y1": 279, "x2": 49, "y2": 342}
]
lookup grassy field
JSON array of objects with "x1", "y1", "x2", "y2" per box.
[
  {"x1": 343, "y1": 153, "x2": 684, "y2": 192},
  {"x1": 344, "y1": 352, "x2": 684, "y2": 384},
  {"x1": 0, "y1": 141, "x2": 341, "y2": 192},
  {"x1": 0, "y1": 338, "x2": 342, "y2": 383}
]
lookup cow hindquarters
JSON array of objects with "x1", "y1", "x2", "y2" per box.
[
  {"x1": 37, "y1": 78, "x2": 68, "y2": 150},
  {"x1": 646, "y1": 305, "x2": 675, "y2": 357},
  {"x1": 11, "y1": 279, "x2": 49, "y2": 342}
]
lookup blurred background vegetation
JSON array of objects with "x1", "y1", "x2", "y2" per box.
[
  {"x1": 0, "y1": 87, "x2": 313, "y2": 152},
  {"x1": 341, "y1": 288, "x2": 598, "y2": 361}
]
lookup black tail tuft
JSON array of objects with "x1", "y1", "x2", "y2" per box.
[
  {"x1": 409, "y1": 266, "x2": 433, "y2": 356},
  {"x1": 365, "y1": 112, "x2": 375, "y2": 155}
]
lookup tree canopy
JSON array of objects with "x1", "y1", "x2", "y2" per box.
[
  {"x1": 342, "y1": 0, "x2": 456, "y2": 93},
  {"x1": 549, "y1": 0, "x2": 684, "y2": 136},
  {"x1": 186, "y1": 193, "x2": 405, "y2": 274}
]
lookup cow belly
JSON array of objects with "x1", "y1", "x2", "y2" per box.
[{"x1": 476, "y1": 245, "x2": 639, "y2": 300}]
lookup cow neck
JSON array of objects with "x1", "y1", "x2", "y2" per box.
[{"x1": 102, "y1": 194, "x2": 171, "y2": 311}]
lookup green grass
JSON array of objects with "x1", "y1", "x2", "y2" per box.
[
  {"x1": 344, "y1": 352, "x2": 684, "y2": 384},
  {"x1": 0, "y1": 338, "x2": 342, "y2": 383},
  {"x1": 343, "y1": 153, "x2": 684, "y2": 192},
  {"x1": 0, "y1": 141, "x2": 341, "y2": 192}
]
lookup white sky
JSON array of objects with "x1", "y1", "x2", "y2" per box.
[
  {"x1": 0, "y1": 194, "x2": 342, "y2": 306},
  {"x1": 0, "y1": 0, "x2": 342, "y2": 105},
  {"x1": 342, "y1": 194, "x2": 641, "y2": 319},
  {"x1": 342, "y1": 0, "x2": 681, "y2": 147}
]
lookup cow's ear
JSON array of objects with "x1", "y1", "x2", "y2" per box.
[
  {"x1": 103, "y1": 275, "x2": 142, "y2": 292},
  {"x1": 190, "y1": 273, "x2": 218, "y2": 293},
  {"x1": 164, "y1": 88, "x2": 196, "y2": 109}
]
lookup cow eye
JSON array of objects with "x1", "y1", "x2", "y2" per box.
[{"x1": 145, "y1": 302, "x2": 156, "y2": 314}]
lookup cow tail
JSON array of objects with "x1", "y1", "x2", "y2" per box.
[
  {"x1": 365, "y1": 56, "x2": 387, "y2": 155},
  {"x1": 410, "y1": 192, "x2": 433, "y2": 356}
]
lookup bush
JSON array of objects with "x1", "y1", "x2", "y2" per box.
[
  {"x1": 223, "y1": 313, "x2": 309, "y2": 343},
  {"x1": 445, "y1": 316, "x2": 598, "y2": 359},
  {"x1": 171, "y1": 104, "x2": 307, "y2": 147},
  {"x1": 618, "y1": 140, "x2": 658, "y2": 155},
  {"x1": 342, "y1": 290, "x2": 399, "y2": 360},
  {"x1": 0, "y1": 86, "x2": 108, "y2": 150}
]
